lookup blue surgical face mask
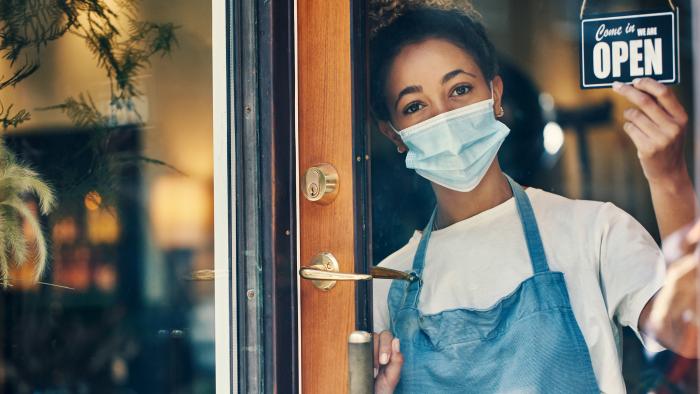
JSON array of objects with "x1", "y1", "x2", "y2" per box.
[{"x1": 390, "y1": 84, "x2": 510, "y2": 192}]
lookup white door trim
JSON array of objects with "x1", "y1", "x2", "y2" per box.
[{"x1": 213, "y1": 0, "x2": 234, "y2": 391}]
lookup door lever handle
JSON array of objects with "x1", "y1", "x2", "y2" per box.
[
  {"x1": 371, "y1": 266, "x2": 415, "y2": 281},
  {"x1": 299, "y1": 267, "x2": 372, "y2": 282},
  {"x1": 299, "y1": 252, "x2": 414, "y2": 291}
]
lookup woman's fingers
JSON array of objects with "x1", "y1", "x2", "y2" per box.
[
  {"x1": 622, "y1": 121, "x2": 654, "y2": 157},
  {"x1": 632, "y1": 78, "x2": 688, "y2": 124},
  {"x1": 378, "y1": 330, "x2": 394, "y2": 366},
  {"x1": 382, "y1": 338, "x2": 403, "y2": 386},
  {"x1": 623, "y1": 108, "x2": 672, "y2": 148},
  {"x1": 613, "y1": 82, "x2": 677, "y2": 133},
  {"x1": 612, "y1": 79, "x2": 689, "y2": 185},
  {"x1": 374, "y1": 335, "x2": 403, "y2": 394},
  {"x1": 373, "y1": 332, "x2": 380, "y2": 369}
]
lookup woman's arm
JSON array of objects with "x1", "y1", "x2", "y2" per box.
[
  {"x1": 613, "y1": 78, "x2": 696, "y2": 239},
  {"x1": 612, "y1": 79, "x2": 698, "y2": 357},
  {"x1": 639, "y1": 222, "x2": 700, "y2": 359}
]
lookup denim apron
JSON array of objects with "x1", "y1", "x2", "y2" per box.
[{"x1": 387, "y1": 177, "x2": 600, "y2": 393}]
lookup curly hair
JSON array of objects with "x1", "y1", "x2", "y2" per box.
[
  {"x1": 368, "y1": 0, "x2": 480, "y2": 38},
  {"x1": 369, "y1": 3, "x2": 498, "y2": 122}
]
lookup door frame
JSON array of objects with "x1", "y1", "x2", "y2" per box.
[
  {"x1": 349, "y1": 0, "x2": 373, "y2": 333},
  {"x1": 214, "y1": 0, "x2": 233, "y2": 392},
  {"x1": 229, "y1": 0, "x2": 372, "y2": 391},
  {"x1": 694, "y1": 0, "x2": 700, "y2": 190},
  {"x1": 230, "y1": 0, "x2": 299, "y2": 392}
]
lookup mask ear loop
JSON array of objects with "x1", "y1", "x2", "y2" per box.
[
  {"x1": 388, "y1": 121, "x2": 401, "y2": 134},
  {"x1": 387, "y1": 121, "x2": 406, "y2": 153}
]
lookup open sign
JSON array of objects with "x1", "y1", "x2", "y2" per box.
[{"x1": 580, "y1": 10, "x2": 679, "y2": 89}]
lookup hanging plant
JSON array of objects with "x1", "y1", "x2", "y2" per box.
[
  {"x1": 0, "y1": 0, "x2": 178, "y2": 287},
  {"x1": 0, "y1": 142, "x2": 55, "y2": 287}
]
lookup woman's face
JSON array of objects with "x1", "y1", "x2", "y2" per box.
[{"x1": 378, "y1": 38, "x2": 503, "y2": 151}]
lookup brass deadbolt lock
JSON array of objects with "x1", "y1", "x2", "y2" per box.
[{"x1": 302, "y1": 163, "x2": 339, "y2": 204}]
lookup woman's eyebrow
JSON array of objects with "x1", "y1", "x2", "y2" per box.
[
  {"x1": 394, "y1": 85, "x2": 422, "y2": 110},
  {"x1": 442, "y1": 69, "x2": 476, "y2": 84}
]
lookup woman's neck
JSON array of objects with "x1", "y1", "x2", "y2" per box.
[{"x1": 431, "y1": 161, "x2": 513, "y2": 229}]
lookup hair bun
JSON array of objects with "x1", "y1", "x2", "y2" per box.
[{"x1": 369, "y1": 0, "x2": 481, "y2": 38}]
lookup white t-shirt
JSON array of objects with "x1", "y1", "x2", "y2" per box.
[{"x1": 373, "y1": 187, "x2": 666, "y2": 394}]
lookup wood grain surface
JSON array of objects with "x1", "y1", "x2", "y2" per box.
[{"x1": 298, "y1": 0, "x2": 356, "y2": 393}]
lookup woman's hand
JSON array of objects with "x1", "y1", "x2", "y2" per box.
[
  {"x1": 641, "y1": 221, "x2": 700, "y2": 359},
  {"x1": 612, "y1": 78, "x2": 688, "y2": 183},
  {"x1": 374, "y1": 330, "x2": 403, "y2": 394},
  {"x1": 612, "y1": 78, "x2": 696, "y2": 239}
]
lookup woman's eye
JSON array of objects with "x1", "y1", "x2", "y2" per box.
[
  {"x1": 451, "y1": 85, "x2": 472, "y2": 97},
  {"x1": 403, "y1": 102, "x2": 424, "y2": 115}
]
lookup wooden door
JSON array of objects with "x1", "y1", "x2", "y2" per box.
[{"x1": 297, "y1": 0, "x2": 361, "y2": 392}]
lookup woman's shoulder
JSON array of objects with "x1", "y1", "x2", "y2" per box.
[
  {"x1": 529, "y1": 187, "x2": 616, "y2": 212},
  {"x1": 375, "y1": 234, "x2": 420, "y2": 271},
  {"x1": 527, "y1": 187, "x2": 632, "y2": 227}
]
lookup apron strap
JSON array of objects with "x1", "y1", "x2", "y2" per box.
[
  {"x1": 403, "y1": 208, "x2": 436, "y2": 307},
  {"x1": 410, "y1": 207, "x2": 437, "y2": 275},
  {"x1": 505, "y1": 175, "x2": 550, "y2": 274}
]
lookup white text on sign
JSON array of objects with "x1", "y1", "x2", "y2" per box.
[{"x1": 592, "y1": 23, "x2": 663, "y2": 79}]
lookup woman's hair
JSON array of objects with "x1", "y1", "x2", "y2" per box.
[{"x1": 369, "y1": 6, "x2": 498, "y2": 121}]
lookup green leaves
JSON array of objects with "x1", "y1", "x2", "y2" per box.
[
  {"x1": 39, "y1": 93, "x2": 110, "y2": 129},
  {"x1": 0, "y1": 101, "x2": 31, "y2": 129},
  {"x1": 0, "y1": 0, "x2": 178, "y2": 288},
  {"x1": 0, "y1": 0, "x2": 178, "y2": 127}
]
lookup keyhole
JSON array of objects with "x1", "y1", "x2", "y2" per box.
[{"x1": 309, "y1": 183, "x2": 319, "y2": 198}]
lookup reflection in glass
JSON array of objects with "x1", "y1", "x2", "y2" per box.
[{"x1": 0, "y1": 1, "x2": 215, "y2": 392}]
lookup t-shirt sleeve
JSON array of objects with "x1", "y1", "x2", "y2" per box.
[
  {"x1": 597, "y1": 203, "x2": 666, "y2": 351},
  {"x1": 373, "y1": 277, "x2": 392, "y2": 333}
]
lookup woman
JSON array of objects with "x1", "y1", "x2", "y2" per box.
[{"x1": 369, "y1": 5, "x2": 696, "y2": 394}]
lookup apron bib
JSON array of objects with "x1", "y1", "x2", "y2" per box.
[{"x1": 387, "y1": 176, "x2": 600, "y2": 393}]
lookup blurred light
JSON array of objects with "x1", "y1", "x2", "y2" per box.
[
  {"x1": 543, "y1": 121, "x2": 565, "y2": 155},
  {"x1": 94, "y1": 264, "x2": 117, "y2": 292},
  {"x1": 59, "y1": 246, "x2": 91, "y2": 291},
  {"x1": 87, "y1": 206, "x2": 120, "y2": 244},
  {"x1": 111, "y1": 356, "x2": 128, "y2": 384},
  {"x1": 8, "y1": 259, "x2": 40, "y2": 290},
  {"x1": 150, "y1": 176, "x2": 212, "y2": 249},
  {"x1": 539, "y1": 93, "x2": 556, "y2": 113},
  {"x1": 84, "y1": 191, "x2": 102, "y2": 211},
  {"x1": 52, "y1": 217, "x2": 78, "y2": 245}
]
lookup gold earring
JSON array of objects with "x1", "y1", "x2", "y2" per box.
[
  {"x1": 497, "y1": 107, "x2": 505, "y2": 118},
  {"x1": 397, "y1": 146, "x2": 404, "y2": 153}
]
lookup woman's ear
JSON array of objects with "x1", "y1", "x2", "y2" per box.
[
  {"x1": 492, "y1": 75, "x2": 504, "y2": 117},
  {"x1": 377, "y1": 120, "x2": 408, "y2": 153}
]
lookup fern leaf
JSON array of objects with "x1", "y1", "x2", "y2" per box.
[{"x1": 1, "y1": 196, "x2": 48, "y2": 282}]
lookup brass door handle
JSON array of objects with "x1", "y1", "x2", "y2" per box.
[
  {"x1": 299, "y1": 267, "x2": 372, "y2": 282},
  {"x1": 299, "y1": 252, "x2": 414, "y2": 291}
]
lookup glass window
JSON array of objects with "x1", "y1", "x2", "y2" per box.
[
  {"x1": 0, "y1": 1, "x2": 217, "y2": 392},
  {"x1": 368, "y1": 1, "x2": 697, "y2": 392}
]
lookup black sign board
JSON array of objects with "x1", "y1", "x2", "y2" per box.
[{"x1": 580, "y1": 9, "x2": 679, "y2": 89}]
